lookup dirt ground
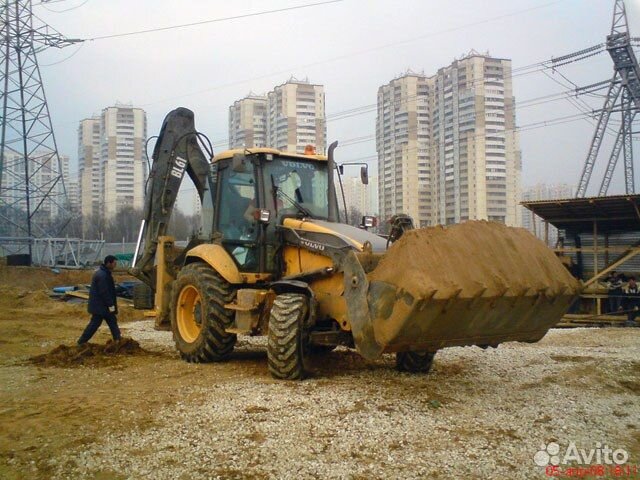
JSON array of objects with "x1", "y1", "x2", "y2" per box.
[{"x1": 0, "y1": 265, "x2": 639, "y2": 479}]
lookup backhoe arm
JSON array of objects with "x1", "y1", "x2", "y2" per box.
[{"x1": 131, "y1": 107, "x2": 211, "y2": 287}]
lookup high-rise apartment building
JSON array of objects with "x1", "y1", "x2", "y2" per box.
[
  {"x1": 100, "y1": 105, "x2": 147, "y2": 218},
  {"x1": 229, "y1": 93, "x2": 267, "y2": 148},
  {"x1": 192, "y1": 189, "x2": 202, "y2": 217},
  {"x1": 432, "y1": 54, "x2": 520, "y2": 226},
  {"x1": 78, "y1": 105, "x2": 147, "y2": 223},
  {"x1": 78, "y1": 117, "x2": 101, "y2": 219},
  {"x1": 56, "y1": 154, "x2": 74, "y2": 216},
  {"x1": 266, "y1": 78, "x2": 326, "y2": 154},
  {"x1": 376, "y1": 72, "x2": 432, "y2": 227},
  {"x1": 66, "y1": 179, "x2": 80, "y2": 214},
  {"x1": 228, "y1": 79, "x2": 326, "y2": 154},
  {"x1": 376, "y1": 53, "x2": 522, "y2": 227},
  {"x1": 0, "y1": 148, "x2": 69, "y2": 223}
]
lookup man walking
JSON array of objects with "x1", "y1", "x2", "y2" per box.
[{"x1": 77, "y1": 255, "x2": 122, "y2": 345}]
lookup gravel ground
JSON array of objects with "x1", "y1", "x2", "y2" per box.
[{"x1": 50, "y1": 322, "x2": 640, "y2": 480}]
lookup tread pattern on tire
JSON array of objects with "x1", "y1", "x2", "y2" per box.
[
  {"x1": 170, "y1": 263, "x2": 236, "y2": 363},
  {"x1": 396, "y1": 351, "x2": 435, "y2": 373},
  {"x1": 132, "y1": 283, "x2": 154, "y2": 310},
  {"x1": 267, "y1": 293, "x2": 308, "y2": 380}
]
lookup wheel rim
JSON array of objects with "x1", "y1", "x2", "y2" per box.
[{"x1": 177, "y1": 285, "x2": 202, "y2": 343}]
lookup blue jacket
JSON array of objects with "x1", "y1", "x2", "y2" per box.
[{"x1": 88, "y1": 265, "x2": 117, "y2": 316}]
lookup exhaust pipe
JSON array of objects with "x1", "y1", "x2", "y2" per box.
[{"x1": 327, "y1": 141, "x2": 339, "y2": 223}]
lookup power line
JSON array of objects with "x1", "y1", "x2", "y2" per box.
[
  {"x1": 136, "y1": 0, "x2": 566, "y2": 107},
  {"x1": 337, "y1": 108, "x2": 604, "y2": 153},
  {"x1": 205, "y1": 65, "x2": 607, "y2": 151},
  {"x1": 32, "y1": 0, "x2": 69, "y2": 6},
  {"x1": 40, "y1": 0, "x2": 90, "y2": 13},
  {"x1": 541, "y1": 70, "x2": 620, "y2": 137},
  {"x1": 185, "y1": 50, "x2": 608, "y2": 151},
  {"x1": 77, "y1": 109, "x2": 595, "y2": 207},
  {"x1": 84, "y1": 0, "x2": 344, "y2": 42},
  {"x1": 39, "y1": 41, "x2": 84, "y2": 66}
]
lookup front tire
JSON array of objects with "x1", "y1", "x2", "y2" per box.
[
  {"x1": 267, "y1": 293, "x2": 309, "y2": 380},
  {"x1": 170, "y1": 263, "x2": 236, "y2": 362},
  {"x1": 396, "y1": 351, "x2": 436, "y2": 373}
]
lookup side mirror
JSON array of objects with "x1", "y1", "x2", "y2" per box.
[
  {"x1": 232, "y1": 153, "x2": 247, "y2": 173},
  {"x1": 338, "y1": 165, "x2": 344, "y2": 175},
  {"x1": 360, "y1": 165, "x2": 369, "y2": 185}
]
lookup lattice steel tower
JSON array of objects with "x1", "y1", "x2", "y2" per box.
[
  {"x1": 575, "y1": 0, "x2": 640, "y2": 198},
  {"x1": 0, "y1": 0, "x2": 81, "y2": 248}
]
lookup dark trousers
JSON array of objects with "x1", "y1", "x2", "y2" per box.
[
  {"x1": 78, "y1": 313, "x2": 121, "y2": 344},
  {"x1": 609, "y1": 288, "x2": 623, "y2": 313}
]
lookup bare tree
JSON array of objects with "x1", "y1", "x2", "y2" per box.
[
  {"x1": 83, "y1": 214, "x2": 107, "y2": 240},
  {"x1": 105, "y1": 206, "x2": 143, "y2": 243},
  {"x1": 168, "y1": 209, "x2": 201, "y2": 241},
  {"x1": 347, "y1": 206, "x2": 363, "y2": 227}
]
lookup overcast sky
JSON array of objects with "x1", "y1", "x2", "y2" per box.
[{"x1": 35, "y1": 0, "x2": 639, "y2": 212}]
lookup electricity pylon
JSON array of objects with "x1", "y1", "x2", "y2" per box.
[
  {"x1": 0, "y1": 0, "x2": 82, "y2": 255},
  {"x1": 575, "y1": 0, "x2": 640, "y2": 198}
]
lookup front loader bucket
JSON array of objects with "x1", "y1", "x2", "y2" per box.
[{"x1": 342, "y1": 221, "x2": 582, "y2": 360}]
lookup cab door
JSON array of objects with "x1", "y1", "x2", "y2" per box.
[{"x1": 215, "y1": 160, "x2": 260, "y2": 272}]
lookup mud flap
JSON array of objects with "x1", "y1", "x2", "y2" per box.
[{"x1": 342, "y1": 249, "x2": 382, "y2": 360}]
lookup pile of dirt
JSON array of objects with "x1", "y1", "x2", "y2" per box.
[
  {"x1": 365, "y1": 222, "x2": 583, "y2": 347},
  {"x1": 0, "y1": 285, "x2": 143, "y2": 324},
  {"x1": 29, "y1": 338, "x2": 146, "y2": 367},
  {"x1": 0, "y1": 287, "x2": 82, "y2": 315},
  {"x1": 371, "y1": 221, "x2": 581, "y2": 299},
  {"x1": 0, "y1": 264, "x2": 135, "y2": 290}
]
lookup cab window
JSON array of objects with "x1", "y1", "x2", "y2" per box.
[{"x1": 217, "y1": 165, "x2": 259, "y2": 271}]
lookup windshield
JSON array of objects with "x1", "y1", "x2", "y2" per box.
[{"x1": 264, "y1": 157, "x2": 329, "y2": 219}]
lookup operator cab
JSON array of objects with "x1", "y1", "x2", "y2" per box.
[{"x1": 200, "y1": 148, "x2": 332, "y2": 273}]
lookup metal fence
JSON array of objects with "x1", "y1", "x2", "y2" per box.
[{"x1": 0, "y1": 237, "x2": 104, "y2": 268}]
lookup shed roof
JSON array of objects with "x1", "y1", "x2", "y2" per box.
[{"x1": 521, "y1": 194, "x2": 640, "y2": 233}]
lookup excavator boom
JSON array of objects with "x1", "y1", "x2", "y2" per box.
[{"x1": 131, "y1": 108, "x2": 211, "y2": 287}]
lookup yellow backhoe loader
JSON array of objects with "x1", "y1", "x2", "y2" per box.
[{"x1": 130, "y1": 108, "x2": 581, "y2": 380}]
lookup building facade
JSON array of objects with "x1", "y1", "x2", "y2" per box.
[
  {"x1": 100, "y1": 105, "x2": 147, "y2": 218},
  {"x1": 266, "y1": 78, "x2": 326, "y2": 154},
  {"x1": 57, "y1": 153, "x2": 80, "y2": 214},
  {"x1": 78, "y1": 105, "x2": 147, "y2": 224},
  {"x1": 341, "y1": 175, "x2": 379, "y2": 222},
  {"x1": 432, "y1": 54, "x2": 520, "y2": 226},
  {"x1": 78, "y1": 117, "x2": 101, "y2": 220},
  {"x1": 65, "y1": 178, "x2": 80, "y2": 214},
  {"x1": 376, "y1": 73, "x2": 432, "y2": 227},
  {"x1": 228, "y1": 94, "x2": 267, "y2": 148},
  {"x1": 521, "y1": 183, "x2": 574, "y2": 246},
  {"x1": 0, "y1": 148, "x2": 69, "y2": 225},
  {"x1": 376, "y1": 53, "x2": 522, "y2": 227},
  {"x1": 192, "y1": 189, "x2": 202, "y2": 217}
]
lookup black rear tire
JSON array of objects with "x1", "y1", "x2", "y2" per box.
[
  {"x1": 170, "y1": 263, "x2": 236, "y2": 362},
  {"x1": 267, "y1": 293, "x2": 309, "y2": 380},
  {"x1": 396, "y1": 351, "x2": 436, "y2": 373},
  {"x1": 132, "y1": 283, "x2": 154, "y2": 310},
  {"x1": 308, "y1": 344, "x2": 336, "y2": 355}
]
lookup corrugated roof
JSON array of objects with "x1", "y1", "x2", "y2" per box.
[{"x1": 520, "y1": 194, "x2": 640, "y2": 233}]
